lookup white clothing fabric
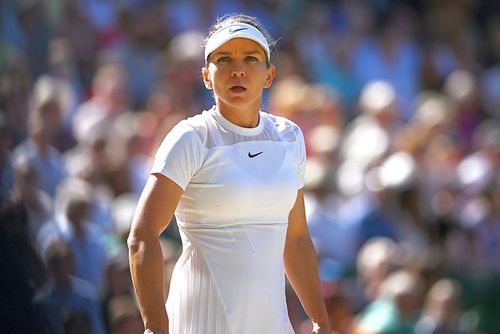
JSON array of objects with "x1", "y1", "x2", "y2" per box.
[{"x1": 151, "y1": 107, "x2": 305, "y2": 334}]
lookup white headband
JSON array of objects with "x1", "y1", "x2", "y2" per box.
[{"x1": 204, "y1": 22, "x2": 270, "y2": 62}]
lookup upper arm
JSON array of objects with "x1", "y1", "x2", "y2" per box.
[
  {"x1": 287, "y1": 120, "x2": 308, "y2": 238},
  {"x1": 128, "y1": 173, "x2": 183, "y2": 241},
  {"x1": 287, "y1": 188, "x2": 309, "y2": 240},
  {"x1": 129, "y1": 120, "x2": 204, "y2": 241}
]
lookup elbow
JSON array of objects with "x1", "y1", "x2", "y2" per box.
[
  {"x1": 127, "y1": 234, "x2": 143, "y2": 255},
  {"x1": 127, "y1": 230, "x2": 149, "y2": 256},
  {"x1": 127, "y1": 229, "x2": 159, "y2": 256}
]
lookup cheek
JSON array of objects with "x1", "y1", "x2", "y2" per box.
[
  {"x1": 208, "y1": 63, "x2": 222, "y2": 76},
  {"x1": 211, "y1": 72, "x2": 228, "y2": 92},
  {"x1": 208, "y1": 68, "x2": 223, "y2": 86}
]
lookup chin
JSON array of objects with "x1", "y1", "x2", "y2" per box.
[{"x1": 223, "y1": 96, "x2": 250, "y2": 106}]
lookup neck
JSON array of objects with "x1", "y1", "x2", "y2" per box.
[
  {"x1": 54, "y1": 274, "x2": 72, "y2": 293},
  {"x1": 31, "y1": 134, "x2": 51, "y2": 156},
  {"x1": 16, "y1": 191, "x2": 40, "y2": 210},
  {"x1": 216, "y1": 99, "x2": 261, "y2": 128}
]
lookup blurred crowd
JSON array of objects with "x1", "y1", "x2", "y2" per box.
[{"x1": 1, "y1": 0, "x2": 500, "y2": 333}]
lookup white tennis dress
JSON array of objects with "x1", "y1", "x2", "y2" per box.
[{"x1": 151, "y1": 106, "x2": 305, "y2": 334}]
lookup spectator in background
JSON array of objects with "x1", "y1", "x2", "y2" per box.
[
  {"x1": 139, "y1": 80, "x2": 187, "y2": 160},
  {"x1": 319, "y1": 258, "x2": 355, "y2": 334},
  {"x1": 114, "y1": 1, "x2": 168, "y2": 109},
  {"x1": 293, "y1": 257, "x2": 354, "y2": 334},
  {"x1": 295, "y1": 2, "x2": 359, "y2": 110},
  {"x1": 63, "y1": 123, "x2": 115, "y2": 234},
  {"x1": 12, "y1": 156, "x2": 53, "y2": 240},
  {"x1": 100, "y1": 249, "x2": 134, "y2": 333},
  {"x1": 0, "y1": 114, "x2": 14, "y2": 203},
  {"x1": 0, "y1": 53, "x2": 32, "y2": 146},
  {"x1": 6, "y1": 0, "x2": 51, "y2": 78},
  {"x1": 54, "y1": 1, "x2": 98, "y2": 87},
  {"x1": 363, "y1": 151, "x2": 429, "y2": 253},
  {"x1": 72, "y1": 62, "x2": 131, "y2": 146},
  {"x1": 475, "y1": 182, "x2": 500, "y2": 272},
  {"x1": 0, "y1": 201, "x2": 47, "y2": 334},
  {"x1": 351, "y1": 5, "x2": 421, "y2": 120},
  {"x1": 420, "y1": 2, "x2": 480, "y2": 90},
  {"x1": 415, "y1": 278, "x2": 467, "y2": 334},
  {"x1": 444, "y1": 70, "x2": 482, "y2": 152},
  {"x1": 408, "y1": 91, "x2": 459, "y2": 195},
  {"x1": 107, "y1": 295, "x2": 144, "y2": 334},
  {"x1": 12, "y1": 75, "x2": 67, "y2": 198},
  {"x1": 37, "y1": 177, "x2": 108, "y2": 293},
  {"x1": 442, "y1": 120, "x2": 500, "y2": 276},
  {"x1": 303, "y1": 157, "x2": 359, "y2": 268},
  {"x1": 353, "y1": 269, "x2": 425, "y2": 334},
  {"x1": 157, "y1": 30, "x2": 209, "y2": 116},
  {"x1": 76, "y1": 0, "x2": 121, "y2": 48},
  {"x1": 458, "y1": 120, "x2": 500, "y2": 273},
  {"x1": 340, "y1": 80, "x2": 401, "y2": 170},
  {"x1": 335, "y1": 81, "x2": 414, "y2": 249},
  {"x1": 268, "y1": 77, "x2": 345, "y2": 163},
  {"x1": 62, "y1": 309, "x2": 92, "y2": 334},
  {"x1": 481, "y1": 14, "x2": 500, "y2": 119},
  {"x1": 356, "y1": 237, "x2": 399, "y2": 306},
  {"x1": 47, "y1": 37, "x2": 84, "y2": 151},
  {"x1": 33, "y1": 239, "x2": 105, "y2": 334},
  {"x1": 106, "y1": 112, "x2": 149, "y2": 198}
]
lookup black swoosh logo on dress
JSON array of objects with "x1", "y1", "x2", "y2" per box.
[{"x1": 248, "y1": 151, "x2": 263, "y2": 158}]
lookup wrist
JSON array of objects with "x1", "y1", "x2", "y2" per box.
[
  {"x1": 312, "y1": 320, "x2": 331, "y2": 333},
  {"x1": 144, "y1": 329, "x2": 168, "y2": 334},
  {"x1": 143, "y1": 314, "x2": 168, "y2": 333},
  {"x1": 144, "y1": 322, "x2": 168, "y2": 334}
]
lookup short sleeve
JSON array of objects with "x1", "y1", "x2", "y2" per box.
[
  {"x1": 295, "y1": 126, "x2": 306, "y2": 189},
  {"x1": 150, "y1": 121, "x2": 205, "y2": 190}
]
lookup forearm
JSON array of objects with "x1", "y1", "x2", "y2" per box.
[
  {"x1": 128, "y1": 234, "x2": 168, "y2": 333},
  {"x1": 284, "y1": 233, "x2": 329, "y2": 330},
  {"x1": 127, "y1": 174, "x2": 183, "y2": 333}
]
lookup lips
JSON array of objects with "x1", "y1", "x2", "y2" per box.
[{"x1": 230, "y1": 85, "x2": 247, "y2": 93}]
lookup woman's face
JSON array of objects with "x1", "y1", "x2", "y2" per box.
[{"x1": 202, "y1": 38, "x2": 275, "y2": 113}]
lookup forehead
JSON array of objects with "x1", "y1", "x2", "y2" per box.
[{"x1": 211, "y1": 38, "x2": 266, "y2": 55}]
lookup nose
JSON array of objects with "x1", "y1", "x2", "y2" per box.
[{"x1": 231, "y1": 60, "x2": 246, "y2": 77}]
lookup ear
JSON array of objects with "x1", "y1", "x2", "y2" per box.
[
  {"x1": 263, "y1": 64, "x2": 276, "y2": 89},
  {"x1": 201, "y1": 67, "x2": 213, "y2": 90}
]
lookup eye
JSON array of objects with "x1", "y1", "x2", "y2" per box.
[
  {"x1": 217, "y1": 56, "x2": 230, "y2": 63},
  {"x1": 245, "y1": 56, "x2": 258, "y2": 62}
]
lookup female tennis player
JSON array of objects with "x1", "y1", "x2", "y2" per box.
[{"x1": 128, "y1": 13, "x2": 331, "y2": 334}]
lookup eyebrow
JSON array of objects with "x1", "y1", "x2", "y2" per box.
[
  {"x1": 243, "y1": 50, "x2": 264, "y2": 55},
  {"x1": 212, "y1": 50, "x2": 264, "y2": 56}
]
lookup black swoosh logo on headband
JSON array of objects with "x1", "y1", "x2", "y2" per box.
[
  {"x1": 248, "y1": 151, "x2": 263, "y2": 158},
  {"x1": 229, "y1": 27, "x2": 248, "y2": 34}
]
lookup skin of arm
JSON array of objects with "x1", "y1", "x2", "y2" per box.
[
  {"x1": 285, "y1": 188, "x2": 332, "y2": 334},
  {"x1": 127, "y1": 174, "x2": 183, "y2": 334}
]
